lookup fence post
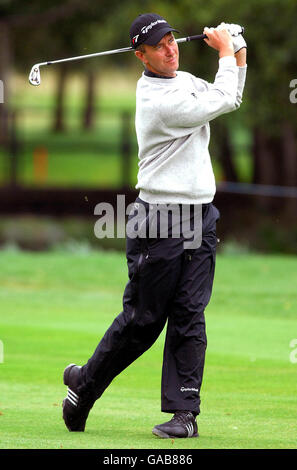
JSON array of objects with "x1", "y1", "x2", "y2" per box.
[{"x1": 33, "y1": 146, "x2": 48, "y2": 184}]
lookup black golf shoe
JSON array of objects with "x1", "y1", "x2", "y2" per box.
[
  {"x1": 152, "y1": 411, "x2": 198, "y2": 439},
  {"x1": 62, "y1": 363, "x2": 94, "y2": 432}
]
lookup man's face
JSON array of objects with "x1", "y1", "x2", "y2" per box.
[{"x1": 135, "y1": 32, "x2": 179, "y2": 77}]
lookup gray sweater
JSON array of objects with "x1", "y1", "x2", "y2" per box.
[{"x1": 135, "y1": 56, "x2": 247, "y2": 204}]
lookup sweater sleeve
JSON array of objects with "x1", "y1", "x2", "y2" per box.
[
  {"x1": 159, "y1": 56, "x2": 240, "y2": 129},
  {"x1": 235, "y1": 65, "x2": 247, "y2": 108}
]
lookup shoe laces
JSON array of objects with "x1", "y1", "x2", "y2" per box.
[{"x1": 171, "y1": 411, "x2": 193, "y2": 425}]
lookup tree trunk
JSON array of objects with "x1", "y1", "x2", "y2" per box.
[
  {"x1": 82, "y1": 70, "x2": 96, "y2": 130},
  {"x1": 0, "y1": 22, "x2": 12, "y2": 147},
  {"x1": 281, "y1": 121, "x2": 297, "y2": 218},
  {"x1": 281, "y1": 122, "x2": 297, "y2": 187},
  {"x1": 53, "y1": 67, "x2": 67, "y2": 133},
  {"x1": 252, "y1": 125, "x2": 297, "y2": 214},
  {"x1": 252, "y1": 127, "x2": 277, "y2": 211},
  {"x1": 252, "y1": 127, "x2": 277, "y2": 185},
  {"x1": 213, "y1": 121, "x2": 238, "y2": 182}
]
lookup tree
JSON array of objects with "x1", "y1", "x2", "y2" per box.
[
  {"x1": 0, "y1": 0, "x2": 92, "y2": 141},
  {"x1": 161, "y1": 0, "x2": 297, "y2": 204}
]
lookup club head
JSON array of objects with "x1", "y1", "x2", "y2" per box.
[{"x1": 29, "y1": 64, "x2": 41, "y2": 86}]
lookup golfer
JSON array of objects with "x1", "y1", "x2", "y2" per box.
[{"x1": 62, "y1": 13, "x2": 247, "y2": 438}]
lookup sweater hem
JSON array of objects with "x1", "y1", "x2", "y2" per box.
[{"x1": 138, "y1": 189, "x2": 215, "y2": 205}]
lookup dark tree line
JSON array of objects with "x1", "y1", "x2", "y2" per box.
[
  {"x1": 165, "y1": 0, "x2": 297, "y2": 191},
  {"x1": 0, "y1": 0, "x2": 296, "y2": 195}
]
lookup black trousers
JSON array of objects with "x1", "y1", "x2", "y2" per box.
[{"x1": 80, "y1": 198, "x2": 219, "y2": 415}]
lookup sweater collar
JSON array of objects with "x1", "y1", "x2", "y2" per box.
[{"x1": 144, "y1": 68, "x2": 175, "y2": 79}]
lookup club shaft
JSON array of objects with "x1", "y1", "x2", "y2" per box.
[
  {"x1": 40, "y1": 34, "x2": 208, "y2": 68},
  {"x1": 29, "y1": 27, "x2": 243, "y2": 85},
  {"x1": 45, "y1": 46, "x2": 133, "y2": 66}
]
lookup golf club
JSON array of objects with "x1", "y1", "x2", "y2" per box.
[{"x1": 29, "y1": 26, "x2": 244, "y2": 86}]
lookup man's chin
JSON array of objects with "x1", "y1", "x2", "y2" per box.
[
  {"x1": 165, "y1": 62, "x2": 179, "y2": 76},
  {"x1": 170, "y1": 60, "x2": 179, "y2": 73}
]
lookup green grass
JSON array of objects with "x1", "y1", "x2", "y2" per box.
[{"x1": 0, "y1": 249, "x2": 296, "y2": 449}]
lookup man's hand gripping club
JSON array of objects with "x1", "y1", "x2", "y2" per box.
[
  {"x1": 203, "y1": 23, "x2": 247, "y2": 66},
  {"x1": 203, "y1": 26, "x2": 234, "y2": 58}
]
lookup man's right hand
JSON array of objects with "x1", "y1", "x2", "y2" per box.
[{"x1": 203, "y1": 27, "x2": 234, "y2": 58}]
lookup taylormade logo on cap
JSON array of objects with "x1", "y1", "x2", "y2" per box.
[
  {"x1": 130, "y1": 13, "x2": 179, "y2": 48},
  {"x1": 133, "y1": 20, "x2": 167, "y2": 45},
  {"x1": 132, "y1": 35, "x2": 139, "y2": 45},
  {"x1": 141, "y1": 19, "x2": 167, "y2": 34}
]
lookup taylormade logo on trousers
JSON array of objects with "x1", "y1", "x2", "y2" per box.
[
  {"x1": 94, "y1": 195, "x2": 202, "y2": 249},
  {"x1": 180, "y1": 387, "x2": 199, "y2": 392}
]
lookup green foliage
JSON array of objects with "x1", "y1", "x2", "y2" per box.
[{"x1": 160, "y1": 0, "x2": 297, "y2": 132}]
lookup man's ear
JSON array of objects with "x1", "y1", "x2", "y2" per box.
[{"x1": 135, "y1": 50, "x2": 146, "y2": 66}]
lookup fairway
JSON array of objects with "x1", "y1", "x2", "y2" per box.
[{"x1": 0, "y1": 249, "x2": 296, "y2": 449}]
